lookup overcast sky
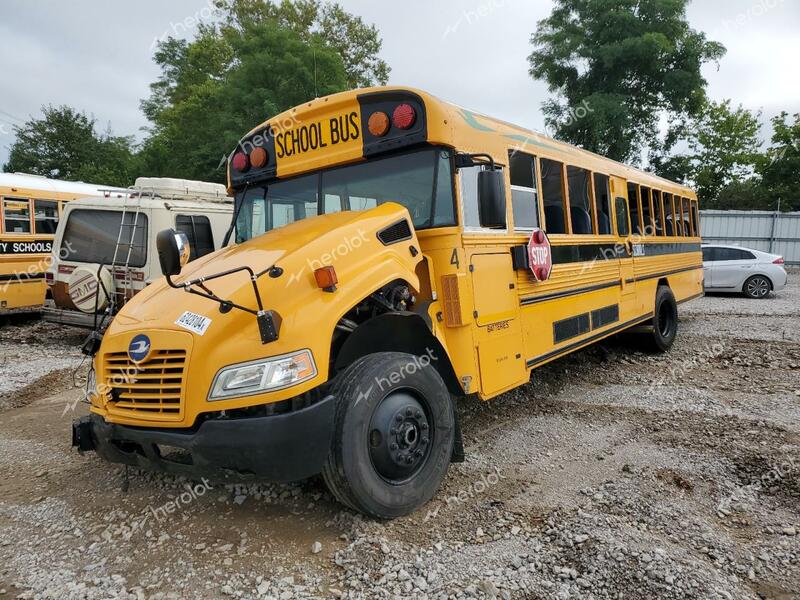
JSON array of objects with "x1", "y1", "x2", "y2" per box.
[{"x1": 1, "y1": 0, "x2": 798, "y2": 172}]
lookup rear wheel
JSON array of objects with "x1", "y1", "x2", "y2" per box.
[
  {"x1": 322, "y1": 352, "x2": 454, "y2": 519},
  {"x1": 642, "y1": 286, "x2": 678, "y2": 353},
  {"x1": 743, "y1": 275, "x2": 771, "y2": 299}
]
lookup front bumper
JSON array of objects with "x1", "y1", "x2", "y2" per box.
[{"x1": 72, "y1": 395, "x2": 335, "y2": 482}]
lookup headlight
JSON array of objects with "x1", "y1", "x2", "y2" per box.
[{"x1": 208, "y1": 349, "x2": 317, "y2": 401}]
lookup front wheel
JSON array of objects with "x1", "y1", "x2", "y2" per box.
[
  {"x1": 322, "y1": 352, "x2": 455, "y2": 519},
  {"x1": 743, "y1": 275, "x2": 771, "y2": 299}
]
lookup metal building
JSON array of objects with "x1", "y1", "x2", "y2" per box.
[{"x1": 700, "y1": 210, "x2": 800, "y2": 265}]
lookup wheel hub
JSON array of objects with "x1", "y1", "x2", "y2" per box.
[{"x1": 368, "y1": 391, "x2": 431, "y2": 482}]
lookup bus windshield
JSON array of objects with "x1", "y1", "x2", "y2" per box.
[{"x1": 235, "y1": 147, "x2": 455, "y2": 242}]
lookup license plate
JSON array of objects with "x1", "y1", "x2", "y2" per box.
[{"x1": 175, "y1": 311, "x2": 212, "y2": 335}]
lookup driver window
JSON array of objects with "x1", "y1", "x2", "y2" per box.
[{"x1": 460, "y1": 164, "x2": 505, "y2": 230}]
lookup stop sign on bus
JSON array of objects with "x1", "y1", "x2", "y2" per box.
[{"x1": 527, "y1": 228, "x2": 552, "y2": 282}]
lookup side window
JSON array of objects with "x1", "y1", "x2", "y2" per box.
[
  {"x1": 674, "y1": 196, "x2": 684, "y2": 236},
  {"x1": 732, "y1": 249, "x2": 755, "y2": 260},
  {"x1": 460, "y1": 164, "x2": 489, "y2": 229},
  {"x1": 663, "y1": 193, "x2": 675, "y2": 236},
  {"x1": 593, "y1": 173, "x2": 612, "y2": 234},
  {"x1": 567, "y1": 166, "x2": 594, "y2": 234},
  {"x1": 702, "y1": 247, "x2": 715, "y2": 261},
  {"x1": 176, "y1": 215, "x2": 215, "y2": 261},
  {"x1": 627, "y1": 183, "x2": 641, "y2": 235},
  {"x1": 324, "y1": 194, "x2": 342, "y2": 214},
  {"x1": 640, "y1": 187, "x2": 653, "y2": 235},
  {"x1": 682, "y1": 197, "x2": 692, "y2": 237},
  {"x1": 615, "y1": 197, "x2": 630, "y2": 237},
  {"x1": 540, "y1": 158, "x2": 566, "y2": 234},
  {"x1": 652, "y1": 190, "x2": 664, "y2": 236},
  {"x1": 509, "y1": 151, "x2": 539, "y2": 229},
  {"x1": 34, "y1": 199, "x2": 60, "y2": 234},
  {"x1": 2, "y1": 197, "x2": 32, "y2": 234},
  {"x1": 691, "y1": 201, "x2": 700, "y2": 237}
]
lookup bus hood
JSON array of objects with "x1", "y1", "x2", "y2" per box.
[{"x1": 108, "y1": 202, "x2": 416, "y2": 332}]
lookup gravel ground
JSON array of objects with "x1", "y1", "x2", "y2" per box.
[{"x1": 0, "y1": 274, "x2": 798, "y2": 600}]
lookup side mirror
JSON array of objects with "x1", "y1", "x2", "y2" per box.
[
  {"x1": 477, "y1": 169, "x2": 507, "y2": 228},
  {"x1": 156, "y1": 229, "x2": 191, "y2": 277}
]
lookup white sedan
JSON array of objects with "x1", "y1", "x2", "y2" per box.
[{"x1": 702, "y1": 244, "x2": 788, "y2": 299}]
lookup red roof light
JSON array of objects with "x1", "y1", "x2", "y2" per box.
[
  {"x1": 392, "y1": 104, "x2": 417, "y2": 130},
  {"x1": 232, "y1": 152, "x2": 250, "y2": 172}
]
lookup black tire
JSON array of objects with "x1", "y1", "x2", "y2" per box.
[
  {"x1": 743, "y1": 275, "x2": 771, "y2": 299},
  {"x1": 643, "y1": 285, "x2": 678, "y2": 353},
  {"x1": 322, "y1": 352, "x2": 455, "y2": 519}
]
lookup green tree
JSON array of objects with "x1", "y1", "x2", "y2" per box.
[
  {"x1": 3, "y1": 105, "x2": 135, "y2": 187},
  {"x1": 138, "y1": 20, "x2": 347, "y2": 182},
  {"x1": 529, "y1": 0, "x2": 725, "y2": 163},
  {"x1": 759, "y1": 112, "x2": 800, "y2": 211},
  {"x1": 218, "y1": 0, "x2": 390, "y2": 88},
  {"x1": 650, "y1": 100, "x2": 763, "y2": 205},
  {"x1": 139, "y1": 0, "x2": 386, "y2": 182}
]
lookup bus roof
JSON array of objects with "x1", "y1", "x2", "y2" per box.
[
  {"x1": 0, "y1": 172, "x2": 128, "y2": 197},
  {"x1": 245, "y1": 86, "x2": 695, "y2": 197}
]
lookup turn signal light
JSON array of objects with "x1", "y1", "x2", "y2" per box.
[
  {"x1": 250, "y1": 147, "x2": 268, "y2": 168},
  {"x1": 314, "y1": 266, "x2": 338, "y2": 291},
  {"x1": 368, "y1": 111, "x2": 391, "y2": 137},
  {"x1": 232, "y1": 152, "x2": 249, "y2": 172},
  {"x1": 392, "y1": 104, "x2": 416, "y2": 130}
]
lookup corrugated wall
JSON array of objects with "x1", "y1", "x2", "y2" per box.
[{"x1": 700, "y1": 210, "x2": 800, "y2": 264}]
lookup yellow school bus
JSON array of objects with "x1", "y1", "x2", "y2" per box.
[
  {"x1": 0, "y1": 173, "x2": 126, "y2": 312},
  {"x1": 74, "y1": 87, "x2": 703, "y2": 518}
]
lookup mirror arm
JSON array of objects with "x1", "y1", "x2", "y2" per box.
[{"x1": 455, "y1": 152, "x2": 496, "y2": 171}]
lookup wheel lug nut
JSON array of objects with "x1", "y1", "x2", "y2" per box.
[
  {"x1": 422, "y1": 437, "x2": 429, "y2": 445},
  {"x1": 405, "y1": 456, "x2": 414, "y2": 464},
  {"x1": 405, "y1": 408, "x2": 413, "y2": 416},
  {"x1": 390, "y1": 443, "x2": 398, "y2": 451},
  {"x1": 421, "y1": 423, "x2": 428, "y2": 430},
  {"x1": 415, "y1": 410, "x2": 422, "y2": 418},
  {"x1": 395, "y1": 414, "x2": 403, "y2": 422}
]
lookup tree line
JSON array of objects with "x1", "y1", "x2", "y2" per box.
[{"x1": 4, "y1": 0, "x2": 798, "y2": 211}]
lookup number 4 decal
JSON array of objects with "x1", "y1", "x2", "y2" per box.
[{"x1": 450, "y1": 248, "x2": 460, "y2": 270}]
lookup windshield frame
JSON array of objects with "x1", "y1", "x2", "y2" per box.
[{"x1": 233, "y1": 145, "x2": 457, "y2": 242}]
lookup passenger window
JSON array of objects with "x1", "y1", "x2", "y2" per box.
[
  {"x1": 627, "y1": 183, "x2": 641, "y2": 235},
  {"x1": 702, "y1": 247, "x2": 715, "y2": 261},
  {"x1": 674, "y1": 196, "x2": 684, "y2": 236},
  {"x1": 567, "y1": 166, "x2": 594, "y2": 234},
  {"x1": 663, "y1": 193, "x2": 675, "y2": 236},
  {"x1": 652, "y1": 190, "x2": 664, "y2": 236},
  {"x1": 324, "y1": 194, "x2": 342, "y2": 214},
  {"x1": 593, "y1": 174, "x2": 612, "y2": 234},
  {"x1": 34, "y1": 199, "x2": 60, "y2": 234},
  {"x1": 509, "y1": 151, "x2": 539, "y2": 229},
  {"x1": 682, "y1": 197, "x2": 692, "y2": 236},
  {"x1": 2, "y1": 197, "x2": 31, "y2": 234},
  {"x1": 176, "y1": 215, "x2": 215, "y2": 260},
  {"x1": 540, "y1": 158, "x2": 566, "y2": 234},
  {"x1": 615, "y1": 197, "x2": 630, "y2": 237},
  {"x1": 691, "y1": 201, "x2": 700, "y2": 237},
  {"x1": 640, "y1": 187, "x2": 653, "y2": 236}
]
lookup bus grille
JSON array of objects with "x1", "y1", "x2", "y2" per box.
[{"x1": 104, "y1": 350, "x2": 187, "y2": 418}]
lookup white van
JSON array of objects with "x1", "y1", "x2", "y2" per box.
[{"x1": 44, "y1": 178, "x2": 233, "y2": 328}]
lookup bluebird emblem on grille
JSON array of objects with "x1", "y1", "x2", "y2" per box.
[{"x1": 128, "y1": 334, "x2": 152, "y2": 363}]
